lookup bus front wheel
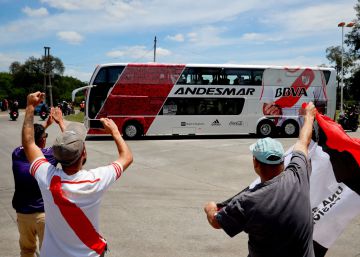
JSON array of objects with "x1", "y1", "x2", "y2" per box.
[
  {"x1": 257, "y1": 120, "x2": 275, "y2": 137},
  {"x1": 123, "y1": 122, "x2": 143, "y2": 139}
]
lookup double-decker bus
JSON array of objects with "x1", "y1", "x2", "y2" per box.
[{"x1": 72, "y1": 63, "x2": 336, "y2": 139}]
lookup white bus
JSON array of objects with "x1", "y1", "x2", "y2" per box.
[{"x1": 73, "y1": 63, "x2": 336, "y2": 139}]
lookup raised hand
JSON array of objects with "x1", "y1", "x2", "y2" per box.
[
  {"x1": 305, "y1": 102, "x2": 316, "y2": 118},
  {"x1": 100, "y1": 118, "x2": 120, "y2": 136},
  {"x1": 27, "y1": 92, "x2": 45, "y2": 107},
  {"x1": 52, "y1": 107, "x2": 63, "y2": 124}
]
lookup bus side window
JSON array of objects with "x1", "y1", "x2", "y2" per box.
[
  {"x1": 254, "y1": 76, "x2": 262, "y2": 85},
  {"x1": 190, "y1": 74, "x2": 197, "y2": 84},
  {"x1": 219, "y1": 75, "x2": 229, "y2": 85},
  {"x1": 201, "y1": 74, "x2": 211, "y2": 85},
  {"x1": 252, "y1": 70, "x2": 264, "y2": 85},
  {"x1": 212, "y1": 74, "x2": 219, "y2": 85},
  {"x1": 197, "y1": 100, "x2": 206, "y2": 114},
  {"x1": 233, "y1": 75, "x2": 240, "y2": 85},
  {"x1": 177, "y1": 74, "x2": 187, "y2": 84},
  {"x1": 239, "y1": 76, "x2": 245, "y2": 85},
  {"x1": 186, "y1": 104, "x2": 195, "y2": 115}
]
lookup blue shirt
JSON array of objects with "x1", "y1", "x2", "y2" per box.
[{"x1": 12, "y1": 146, "x2": 58, "y2": 213}]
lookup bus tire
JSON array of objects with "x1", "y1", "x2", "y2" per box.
[
  {"x1": 257, "y1": 120, "x2": 275, "y2": 137},
  {"x1": 123, "y1": 121, "x2": 143, "y2": 139},
  {"x1": 281, "y1": 120, "x2": 299, "y2": 137}
]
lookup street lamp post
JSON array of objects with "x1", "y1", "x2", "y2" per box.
[
  {"x1": 338, "y1": 21, "x2": 355, "y2": 114},
  {"x1": 44, "y1": 46, "x2": 53, "y2": 107}
]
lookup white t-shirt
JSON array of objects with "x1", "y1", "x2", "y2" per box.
[{"x1": 30, "y1": 157, "x2": 123, "y2": 257}]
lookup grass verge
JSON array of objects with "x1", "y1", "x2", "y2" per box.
[{"x1": 64, "y1": 112, "x2": 84, "y2": 123}]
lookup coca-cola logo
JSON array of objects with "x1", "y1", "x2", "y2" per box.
[{"x1": 229, "y1": 121, "x2": 243, "y2": 126}]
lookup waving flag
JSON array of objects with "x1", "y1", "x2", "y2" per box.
[
  {"x1": 305, "y1": 112, "x2": 360, "y2": 256},
  {"x1": 315, "y1": 112, "x2": 360, "y2": 194}
]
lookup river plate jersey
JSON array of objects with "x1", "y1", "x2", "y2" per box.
[{"x1": 29, "y1": 157, "x2": 123, "y2": 257}]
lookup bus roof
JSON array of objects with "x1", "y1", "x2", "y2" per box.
[{"x1": 95, "y1": 62, "x2": 335, "y2": 71}]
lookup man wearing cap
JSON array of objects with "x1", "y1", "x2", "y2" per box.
[
  {"x1": 21, "y1": 92, "x2": 133, "y2": 257},
  {"x1": 204, "y1": 102, "x2": 316, "y2": 257},
  {"x1": 12, "y1": 108, "x2": 64, "y2": 257}
]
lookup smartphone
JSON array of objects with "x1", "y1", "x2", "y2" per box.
[{"x1": 89, "y1": 119, "x2": 104, "y2": 129}]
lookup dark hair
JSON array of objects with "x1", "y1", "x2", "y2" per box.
[{"x1": 34, "y1": 124, "x2": 45, "y2": 145}]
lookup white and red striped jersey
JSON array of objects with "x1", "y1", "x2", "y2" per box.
[{"x1": 29, "y1": 157, "x2": 123, "y2": 257}]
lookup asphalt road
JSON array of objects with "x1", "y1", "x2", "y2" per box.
[{"x1": 0, "y1": 111, "x2": 359, "y2": 257}]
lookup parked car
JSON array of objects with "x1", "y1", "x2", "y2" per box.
[{"x1": 34, "y1": 103, "x2": 48, "y2": 115}]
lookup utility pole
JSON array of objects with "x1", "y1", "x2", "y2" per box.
[
  {"x1": 153, "y1": 36, "x2": 157, "y2": 62},
  {"x1": 43, "y1": 47, "x2": 47, "y2": 104},
  {"x1": 44, "y1": 46, "x2": 53, "y2": 107}
]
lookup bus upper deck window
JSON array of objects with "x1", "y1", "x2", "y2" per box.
[
  {"x1": 253, "y1": 70, "x2": 264, "y2": 85},
  {"x1": 108, "y1": 67, "x2": 125, "y2": 84},
  {"x1": 322, "y1": 70, "x2": 331, "y2": 84},
  {"x1": 94, "y1": 68, "x2": 106, "y2": 84}
]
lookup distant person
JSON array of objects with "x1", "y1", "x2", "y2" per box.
[
  {"x1": 80, "y1": 101, "x2": 85, "y2": 112},
  {"x1": 40, "y1": 102, "x2": 48, "y2": 114},
  {"x1": 204, "y1": 103, "x2": 317, "y2": 257},
  {"x1": 13, "y1": 100, "x2": 19, "y2": 110},
  {"x1": 12, "y1": 107, "x2": 65, "y2": 257},
  {"x1": 61, "y1": 101, "x2": 68, "y2": 116},
  {"x1": 3, "y1": 98, "x2": 9, "y2": 111},
  {"x1": 69, "y1": 102, "x2": 75, "y2": 114},
  {"x1": 21, "y1": 91, "x2": 133, "y2": 257}
]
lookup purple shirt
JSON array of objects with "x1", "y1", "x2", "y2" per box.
[{"x1": 12, "y1": 146, "x2": 58, "y2": 213}]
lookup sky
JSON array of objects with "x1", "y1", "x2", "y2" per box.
[{"x1": 0, "y1": 0, "x2": 357, "y2": 82}]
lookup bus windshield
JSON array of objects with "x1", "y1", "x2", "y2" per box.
[{"x1": 88, "y1": 65, "x2": 125, "y2": 118}]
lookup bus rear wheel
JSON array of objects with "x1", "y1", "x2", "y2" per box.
[
  {"x1": 123, "y1": 122, "x2": 142, "y2": 139},
  {"x1": 257, "y1": 120, "x2": 275, "y2": 137},
  {"x1": 281, "y1": 120, "x2": 299, "y2": 137}
]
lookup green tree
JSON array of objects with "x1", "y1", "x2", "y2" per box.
[
  {"x1": 9, "y1": 55, "x2": 65, "y2": 106},
  {"x1": 9, "y1": 61, "x2": 21, "y2": 74},
  {"x1": 0, "y1": 72, "x2": 13, "y2": 99},
  {"x1": 343, "y1": 0, "x2": 360, "y2": 103},
  {"x1": 345, "y1": 1, "x2": 360, "y2": 57},
  {"x1": 326, "y1": 0, "x2": 360, "y2": 105},
  {"x1": 347, "y1": 68, "x2": 360, "y2": 102},
  {"x1": 325, "y1": 46, "x2": 353, "y2": 86},
  {"x1": 53, "y1": 76, "x2": 86, "y2": 105}
]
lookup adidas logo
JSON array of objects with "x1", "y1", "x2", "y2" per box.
[{"x1": 211, "y1": 119, "x2": 221, "y2": 126}]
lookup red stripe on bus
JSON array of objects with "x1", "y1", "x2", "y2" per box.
[
  {"x1": 50, "y1": 176, "x2": 106, "y2": 255},
  {"x1": 320, "y1": 71, "x2": 328, "y2": 100},
  {"x1": 274, "y1": 68, "x2": 315, "y2": 108},
  {"x1": 95, "y1": 64, "x2": 185, "y2": 135}
]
